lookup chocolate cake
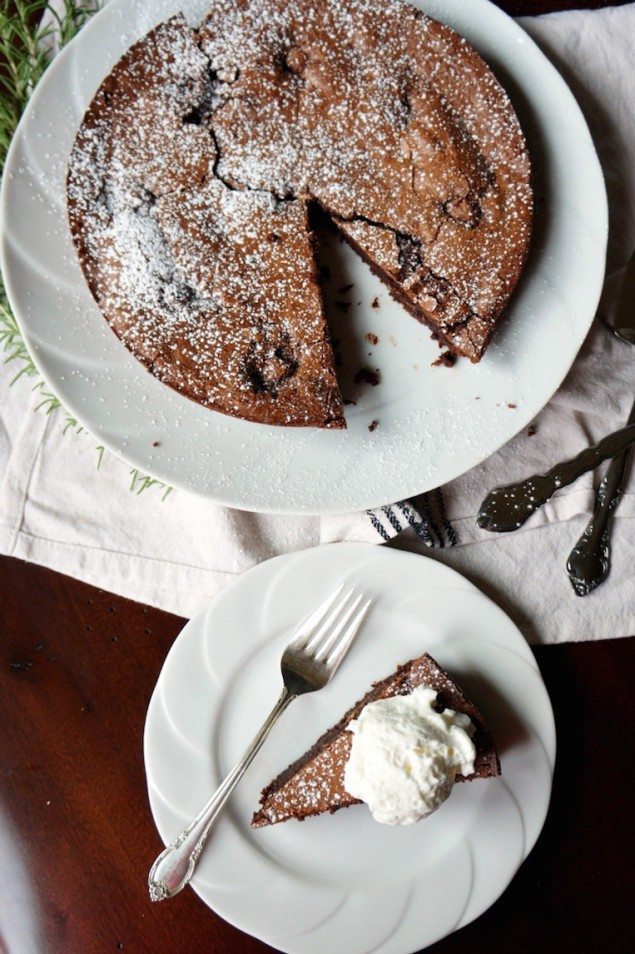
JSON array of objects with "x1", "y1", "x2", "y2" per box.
[
  {"x1": 67, "y1": 0, "x2": 532, "y2": 428},
  {"x1": 252, "y1": 652, "x2": 500, "y2": 827}
]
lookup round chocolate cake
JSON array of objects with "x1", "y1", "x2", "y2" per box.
[{"x1": 67, "y1": 0, "x2": 532, "y2": 428}]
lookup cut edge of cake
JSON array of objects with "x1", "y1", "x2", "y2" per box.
[
  {"x1": 67, "y1": 2, "x2": 533, "y2": 428},
  {"x1": 66, "y1": 15, "x2": 347, "y2": 430}
]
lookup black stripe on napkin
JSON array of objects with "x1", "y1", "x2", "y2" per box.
[
  {"x1": 419, "y1": 492, "x2": 445, "y2": 547},
  {"x1": 397, "y1": 500, "x2": 434, "y2": 547},
  {"x1": 434, "y1": 487, "x2": 458, "y2": 547},
  {"x1": 367, "y1": 510, "x2": 390, "y2": 540},
  {"x1": 381, "y1": 505, "x2": 406, "y2": 536}
]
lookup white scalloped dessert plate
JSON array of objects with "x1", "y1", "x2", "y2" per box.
[
  {"x1": 144, "y1": 543, "x2": 555, "y2": 953},
  {"x1": 0, "y1": 0, "x2": 607, "y2": 513}
]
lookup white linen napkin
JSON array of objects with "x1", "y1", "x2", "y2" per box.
[{"x1": 1, "y1": 2, "x2": 634, "y2": 644}]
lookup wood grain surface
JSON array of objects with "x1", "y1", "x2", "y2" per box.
[
  {"x1": 1, "y1": 561, "x2": 633, "y2": 954},
  {"x1": 1, "y1": 1, "x2": 633, "y2": 952}
]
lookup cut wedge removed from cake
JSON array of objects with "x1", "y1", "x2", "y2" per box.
[{"x1": 252, "y1": 652, "x2": 500, "y2": 827}]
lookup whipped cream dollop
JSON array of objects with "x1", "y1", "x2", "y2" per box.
[{"x1": 343, "y1": 685, "x2": 476, "y2": 825}]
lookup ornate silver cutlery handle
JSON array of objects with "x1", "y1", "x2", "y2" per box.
[
  {"x1": 477, "y1": 423, "x2": 635, "y2": 533},
  {"x1": 148, "y1": 688, "x2": 293, "y2": 901},
  {"x1": 566, "y1": 398, "x2": 635, "y2": 595}
]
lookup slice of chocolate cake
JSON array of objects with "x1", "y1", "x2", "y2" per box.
[{"x1": 252, "y1": 652, "x2": 500, "y2": 827}]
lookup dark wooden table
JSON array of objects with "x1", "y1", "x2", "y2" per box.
[
  {"x1": 1, "y1": 561, "x2": 633, "y2": 954},
  {"x1": 1, "y1": 1, "x2": 634, "y2": 952}
]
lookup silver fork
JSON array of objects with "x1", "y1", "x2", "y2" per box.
[{"x1": 148, "y1": 584, "x2": 371, "y2": 901}]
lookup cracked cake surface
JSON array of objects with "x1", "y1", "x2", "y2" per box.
[
  {"x1": 252, "y1": 652, "x2": 501, "y2": 827},
  {"x1": 67, "y1": 0, "x2": 532, "y2": 428}
]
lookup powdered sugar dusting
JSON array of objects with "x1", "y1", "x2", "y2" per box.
[
  {"x1": 68, "y1": 15, "x2": 344, "y2": 427},
  {"x1": 197, "y1": 0, "x2": 532, "y2": 361},
  {"x1": 67, "y1": 0, "x2": 532, "y2": 429}
]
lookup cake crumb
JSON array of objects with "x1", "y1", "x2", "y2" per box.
[
  {"x1": 152, "y1": 440, "x2": 160, "y2": 447},
  {"x1": 371, "y1": 297, "x2": 380, "y2": 309},
  {"x1": 368, "y1": 419, "x2": 379, "y2": 432},
  {"x1": 432, "y1": 351, "x2": 456, "y2": 368},
  {"x1": 507, "y1": 403, "x2": 517, "y2": 409},
  {"x1": 354, "y1": 367, "x2": 381, "y2": 386},
  {"x1": 528, "y1": 424, "x2": 537, "y2": 436},
  {"x1": 366, "y1": 332, "x2": 379, "y2": 345}
]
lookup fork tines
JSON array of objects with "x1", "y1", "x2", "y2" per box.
[{"x1": 290, "y1": 584, "x2": 371, "y2": 669}]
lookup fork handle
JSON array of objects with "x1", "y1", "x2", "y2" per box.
[
  {"x1": 148, "y1": 687, "x2": 294, "y2": 901},
  {"x1": 477, "y1": 422, "x2": 635, "y2": 533},
  {"x1": 566, "y1": 398, "x2": 635, "y2": 595}
]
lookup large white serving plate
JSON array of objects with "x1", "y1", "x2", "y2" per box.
[
  {"x1": 144, "y1": 543, "x2": 556, "y2": 952},
  {"x1": 0, "y1": 0, "x2": 607, "y2": 513}
]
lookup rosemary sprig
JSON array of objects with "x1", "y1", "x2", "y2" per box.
[
  {"x1": 0, "y1": 287, "x2": 38, "y2": 382},
  {"x1": 0, "y1": 1, "x2": 96, "y2": 172},
  {"x1": 0, "y1": 0, "x2": 50, "y2": 167},
  {"x1": 32, "y1": 379, "x2": 62, "y2": 414},
  {"x1": 0, "y1": 1, "x2": 174, "y2": 500},
  {"x1": 63, "y1": 414, "x2": 83, "y2": 435},
  {"x1": 130, "y1": 469, "x2": 174, "y2": 502}
]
